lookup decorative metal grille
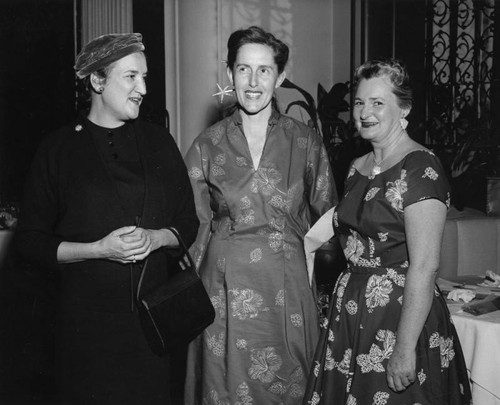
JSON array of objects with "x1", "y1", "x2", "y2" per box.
[{"x1": 427, "y1": 0, "x2": 494, "y2": 145}]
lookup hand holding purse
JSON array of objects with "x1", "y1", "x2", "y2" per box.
[{"x1": 137, "y1": 227, "x2": 215, "y2": 356}]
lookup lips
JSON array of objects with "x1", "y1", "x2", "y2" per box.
[
  {"x1": 245, "y1": 91, "x2": 262, "y2": 99},
  {"x1": 361, "y1": 122, "x2": 378, "y2": 128},
  {"x1": 129, "y1": 97, "x2": 142, "y2": 105}
]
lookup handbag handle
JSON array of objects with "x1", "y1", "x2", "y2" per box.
[
  {"x1": 166, "y1": 227, "x2": 196, "y2": 270},
  {"x1": 136, "y1": 227, "x2": 194, "y2": 301}
]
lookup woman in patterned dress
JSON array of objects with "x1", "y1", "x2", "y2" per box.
[
  {"x1": 184, "y1": 26, "x2": 337, "y2": 404},
  {"x1": 303, "y1": 58, "x2": 472, "y2": 404}
]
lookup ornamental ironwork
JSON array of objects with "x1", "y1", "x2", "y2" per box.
[{"x1": 427, "y1": 0, "x2": 494, "y2": 145}]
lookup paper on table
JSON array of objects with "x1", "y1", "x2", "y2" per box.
[
  {"x1": 478, "y1": 270, "x2": 500, "y2": 288},
  {"x1": 304, "y1": 207, "x2": 335, "y2": 287},
  {"x1": 447, "y1": 289, "x2": 476, "y2": 303},
  {"x1": 436, "y1": 277, "x2": 500, "y2": 299}
]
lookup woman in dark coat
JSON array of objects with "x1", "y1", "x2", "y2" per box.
[{"x1": 15, "y1": 33, "x2": 199, "y2": 404}]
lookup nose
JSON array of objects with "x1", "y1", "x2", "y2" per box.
[
  {"x1": 136, "y1": 77, "x2": 147, "y2": 96},
  {"x1": 360, "y1": 104, "x2": 371, "y2": 119},
  {"x1": 249, "y1": 71, "x2": 258, "y2": 87}
]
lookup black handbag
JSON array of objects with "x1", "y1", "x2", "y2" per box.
[{"x1": 137, "y1": 227, "x2": 215, "y2": 356}]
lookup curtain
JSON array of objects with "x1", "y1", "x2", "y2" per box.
[{"x1": 80, "y1": 0, "x2": 133, "y2": 47}]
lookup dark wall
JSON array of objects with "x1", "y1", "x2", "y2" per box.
[
  {"x1": 133, "y1": 0, "x2": 166, "y2": 128},
  {"x1": 0, "y1": 0, "x2": 76, "y2": 203},
  {"x1": 365, "y1": 0, "x2": 428, "y2": 144},
  {"x1": 0, "y1": 0, "x2": 167, "y2": 204}
]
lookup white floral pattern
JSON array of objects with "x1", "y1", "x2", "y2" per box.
[
  {"x1": 249, "y1": 248, "x2": 262, "y2": 263},
  {"x1": 185, "y1": 110, "x2": 334, "y2": 404},
  {"x1": 423, "y1": 166, "x2": 439, "y2": 180},
  {"x1": 249, "y1": 347, "x2": 282, "y2": 383},
  {"x1": 365, "y1": 187, "x2": 381, "y2": 201},
  {"x1": 365, "y1": 275, "x2": 393, "y2": 312},
  {"x1": 344, "y1": 230, "x2": 365, "y2": 264},
  {"x1": 302, "y1": 151, "x2": 470, "y2": 404},
  {"x1": 385, "y1": 169, "x2": 407, "y2": 212},
  {"x1": 229, "y1": 288, "x2": 268, "y2": 320},
  {"x1": 356, "y1": 330, "x2": 395, "y2": 373},
  {"x1": 188, "y1": 166, "x2": 203, "y2": 179}
]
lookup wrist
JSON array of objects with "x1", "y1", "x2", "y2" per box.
[
  {"x1": 91, "y1": 240, "x2": 104, "y2": 260},
  {"x1": 162, "y1": 228, "x2": 179, "y2": 248},
  {"x1": 394, "y1": 337, "x2": 417, "y2": 352}
]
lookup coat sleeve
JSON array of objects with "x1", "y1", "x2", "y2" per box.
[
  {"x1": 163, "y1": 133, "x2": 200, "y2": 249},
  {"x1": 15, "y1": 136, "x2": 64, "y2": 271},
  {"x1": 183, "y1": 138, "x2": 213, "y2": 270}
]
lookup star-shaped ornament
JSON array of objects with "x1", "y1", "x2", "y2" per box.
[{"x1": 212, "y1": 83, "x2": 234, "y2": 103}]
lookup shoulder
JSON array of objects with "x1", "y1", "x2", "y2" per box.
[
  {"x1": 194, "y1": 115, "x2": 233, "y2": 147},
  {"x1": 132, "y1": 119, "x2": 181, "y2": 153},
  {"x1": 132, "y1": 118, "x2": 170, "y2": 139},
  {"x1": 38, "y1": 119, "x2": 87, "y2": 153},
  {"x1": 402, "y1": 149, "x2": 446, "y2": 172},
  {"x1": 400, "y1": 149, "x2": 450, "y2": 207},
  {"x1": 276, "y1": 114, "x2": 324, "y2": 152},
  {"x1": 277, "y1": 114, "x2": 316, "y2": 135}
]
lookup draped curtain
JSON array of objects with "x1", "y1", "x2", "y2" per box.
[{"x1": 80, "y1": 0, "x2": 133, "y2": 47}]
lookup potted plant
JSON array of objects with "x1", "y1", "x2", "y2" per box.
[{"x1": 281, "y1": 78, "x2": 370, "y2": 195}]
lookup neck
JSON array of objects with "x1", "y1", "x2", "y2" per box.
[
  {"x1": 373, "y1": 128, "x2": 407, "y2": 163},
  {"x1": 87, "y1": 109, "x2": 125, "y2": 129},
  {"x1": 240, "y1": 103, "x2": 272, "y2": 126}
]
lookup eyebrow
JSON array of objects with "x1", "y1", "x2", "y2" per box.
[
  {"x1": 236, "y1": 63, "x2": 273, "y2": 70},
  {"x1": 123, "y1": 69, "x2": 147, "y2": 75},
  {"x1": 355, "y1": 96, "x2": 384, "y2": 101}
]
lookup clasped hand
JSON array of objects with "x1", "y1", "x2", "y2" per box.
[{"x1": 99, "y1": 226, "x2": 153, "y2": 264}]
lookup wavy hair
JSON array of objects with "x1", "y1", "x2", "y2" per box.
[{"x1": 354, "y1": 58, "x2": 413, "y2": 110}]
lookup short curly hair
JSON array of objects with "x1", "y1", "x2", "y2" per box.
[{"x1": 354, "y1": 58, "x2": 413, "y2": 110}]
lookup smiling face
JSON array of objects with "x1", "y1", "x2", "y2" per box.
[
  {"x1": 353, "y1": 76, "x2": 409, "y2": 142},
  {"x1": 89, "y1": 52, "x2": 147, "y2": 127},
  {"x1": 227, "y1": 43, "x2": 285, "y2": 118}
]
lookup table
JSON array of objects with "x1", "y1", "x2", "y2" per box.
[{"x1": 442, "y1": 275, "x2": 500, "y2": 405}]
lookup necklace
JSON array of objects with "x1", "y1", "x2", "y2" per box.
[
  {"x1": 371, "y1": 154, "x2": 385, "y2": 176},
  {"x1": 372, "y1": 152, "x2": 391, "y2": 176}
]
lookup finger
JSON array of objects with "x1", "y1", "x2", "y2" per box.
[
  {"x1": 396, "y1": 375, "x2": 412, "y2": 391},
  {"x1": 136, "y1": 246, "x2": 152, "y2": 261},
  {"x1": 388, "y1": 375, "x2": 405, "y2": 392},
  {"x1": 387, "y1": 375, "x2": 395, "y2": 392},
  {"x1": 120, "y1": 233, "x2": 143, "y2": 244},
  {"x1": 114, "y1": 226, "x2": 137, "y2": 237},
  {"x1": 400, "y1": 376, "x2": 413, "y2": 388}
]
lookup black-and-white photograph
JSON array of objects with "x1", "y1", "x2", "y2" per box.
[{"x1": 0, "y1": 1, "x2": 498, "y2": 404}]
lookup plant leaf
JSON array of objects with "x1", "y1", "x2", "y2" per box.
[{"x1": 281, "y1": 78, "x2": 317, "y2": 113}]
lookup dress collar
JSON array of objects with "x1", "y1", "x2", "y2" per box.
[{"x1": 230, "y1": 107, "x2": 280, "y2": 127}]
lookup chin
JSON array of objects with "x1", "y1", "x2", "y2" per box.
[{"x1": 126, "y1": 111, "x2": 140, "y2": 120}]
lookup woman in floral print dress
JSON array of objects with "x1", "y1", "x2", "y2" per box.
[
  {"x1": 183, "y1": 26, "x2": 336, "y2": 404},
  {"x1": 303, "y1": 59, "x2": 472, "y2": 405}
]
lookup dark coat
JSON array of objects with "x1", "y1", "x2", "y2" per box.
[
  {"x1": 16, "y1": 117, "x2": 199, "y2": 312},
  {"x1": 15, "y1": 117, "x2": 199, "y2": 403}
]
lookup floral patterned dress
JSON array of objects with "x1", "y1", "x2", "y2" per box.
[
  {"x1": 303, "y1": 150, "x2": 472, "y2": 405},
  {"x1": 184, "y1": 109, "x2": 336, "y2": 404}
]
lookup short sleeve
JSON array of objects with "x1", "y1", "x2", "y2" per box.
[{"x1": 401, "y1": 150, "x2": 451, "y2": 209}]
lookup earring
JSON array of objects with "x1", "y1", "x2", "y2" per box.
[
  {"x1": 400, "y1": 117, "x2": 408, "y2": 130},
  {"x1": 98, "y1": 87, "x2": 104, "y2": 93}
]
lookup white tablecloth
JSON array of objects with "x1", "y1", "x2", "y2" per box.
[{"x1": 449, "y1": 302, "x2": 500, "y2": 404}]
